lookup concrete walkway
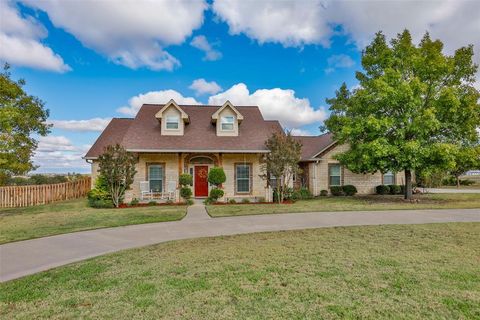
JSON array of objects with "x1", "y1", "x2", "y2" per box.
[
  {"x1": 422, "y1": 188, "x2": 480, "y2": 194},
  {"x1": 1, "y1": 207, "x2": 479, "y2": 282}
]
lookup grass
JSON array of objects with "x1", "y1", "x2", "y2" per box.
[
  {"x1": 207, "y1": 193, "x2": 480, "y2": 217},
  {"x1": 1, "y1": 223, "x2": 479, "y2": 319},
  {"x1": 0, "y1": 199, "x2": 186, "y2": 244}
]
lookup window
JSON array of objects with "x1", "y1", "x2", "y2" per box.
[
  {"x1": 166, "y1": 116, "x2": 179, "y2": 129},
  {"x1": 221, "y1": 116, "x2": 234, "y2": 130},
  {"x1": 236, "y1": 164, "x2": 250, "y2": 193},
  {"x1": 329, "y1": 164, "x2": 342, "y2": 186},
  {"x1": 383, "y1": 171, "x2": 395, "y2": 185},
  {"x1": 148, "y1": 164, "x2": 163, "y2": 192}
]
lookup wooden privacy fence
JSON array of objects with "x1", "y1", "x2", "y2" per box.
[{"x1": 0, "y1": 177, "x2": 91, "y2": 208}]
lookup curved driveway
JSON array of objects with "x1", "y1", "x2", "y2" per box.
[{"x1": 1, "y1": 205, "x2": 479, "y2": 282}]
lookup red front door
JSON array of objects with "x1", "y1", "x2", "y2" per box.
[{"x1": 194, "y1": 166, "x2": 209, "y2": 197}]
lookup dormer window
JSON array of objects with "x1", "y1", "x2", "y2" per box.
[
  {"x1": 166, "y1": 116, "x2": 179, "y2": 130},
  {"x1": 221, "y1": 116, "x2": 234, "y2": 131}
]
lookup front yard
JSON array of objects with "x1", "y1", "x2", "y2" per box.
[
  {"x1": 1, "y1": 223, "x2": 478, "y2": 319},
  {"x1": 207, "y1": 193, "x2": 480, "y2": 217},
  {"x1": 0, "y1": 199, "x2": 187, "y2": 244}
]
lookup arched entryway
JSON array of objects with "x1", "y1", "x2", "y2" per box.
[{"x1": 183, "y1": 154, "x2": 219, "y2": 198}]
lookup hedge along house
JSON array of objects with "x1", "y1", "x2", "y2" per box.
[{"x1": 84, "y1": 100, "x2": 404, "y2": 202}]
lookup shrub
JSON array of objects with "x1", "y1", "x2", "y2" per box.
[
  {"x1": 320, "y1": 189, "x2": 328, "y2": 196},
  {"x1": 375, "y1": 185, "x2": 391, "y2": 195},
  {"x1": 292, "y1": 187, "x2": 313, "y2": 200},
  {"x1": 228, "y1": 199, "x2": 237, "y2": 204},
  {"x1": 180, "y1": 186, "x2": 192, "y2": 200},
  {"x1": 179, "y1": 174, "x2": 193, "y2": 186},
  {"x1": 400, "y1": 185, "x2": 406, "y2": 194},
  {"x1": 209, "y1": 188, "x2": 224, "y2": 202},
  {"x1": 89, "y1": 199, "x2": 114, "y2": 208},
  {"x1": 186, "y1": 199, "x2": 194, "y2": 205},
  {"x1": 130, "y1": 198, "x2": 139, "y2": 206},
  {"x1": 241, "y1": 198, "x2": 250, "y2": 203},
  {"x1": 148, "y1": 200, "x2": 157, "y2": 206},
  {"x1": 342, "y1": 185, "x2": 357, "y2": 196},
  {"x1": 389, "y1": 184, "x2": 401, "y2": 194},
  {"x1": 460, "y1": 179, "x2": 475, "y2": 186},
  {"x1": 330, "y1": 186, "x2": 344, "y2": 196},
  {"x1": 87, "y1": 175, "x2": 113, "y2": 208},
  {"x1": 208, "y1": 167, "x2": 226, "y2": 187}
]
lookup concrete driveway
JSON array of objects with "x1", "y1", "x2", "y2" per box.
[
  {"x1": 422, "y1": 188, "x2": 480, "y2": 194},
  {"x1": 1, "y1": 205, "x2": 479, "y2": 282}
]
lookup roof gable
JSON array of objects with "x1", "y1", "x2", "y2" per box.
[
  {"x1": 155, "y1": 99, "x2": 189, "y2": 123},
  {"x1": 211, "y1": 101, "x2": 244, "y2": 124}
]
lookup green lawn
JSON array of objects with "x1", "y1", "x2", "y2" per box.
[
  {"x1": 0, "y1": 199, "x2": 186, "y2": 244},
  {"x1": 1, "y1": 223, "x2": 479, "y2": 319},
  {"x1": 207, "y1": 193, "x2": 480, "y2": 217}
]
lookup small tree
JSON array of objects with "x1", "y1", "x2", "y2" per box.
[
  {"x1": 179, "y1": 173, "x2": 193, "y2": 201},
  {"x1": 0, "y1": 64, "x2": 51, "y2": 185},
  {"x1": 450, "y1": 146, "x2": 480, "y2": 187},
  {"x1": 208, "y1": 167, "x2": 226, "y2": 202},
  {"x1": 98, "y1": 144, "x2": 137, "y2": 207},
  {"x1": 261, "y1": 131, "x2": 302, "y2": 203}
]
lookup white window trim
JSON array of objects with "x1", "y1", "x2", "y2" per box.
[
  {"x1": 383, "y1": 171, "x2": 395, "y2": 185},
  {"x1": 148, "y1": 164, "x2": 164, "y2": 192},
  {"x1": 221, "y1": 116, "x2": 235, "y2": 131},
  {"x1": 329, "y1": 164, "x2": 342, "y2": 187},
  {"x1": 236, "y1": 164, "x2": 250, "y2": 193},
  {"x1": 165, "y1": 116, "x2": 180, "y2": 130}
]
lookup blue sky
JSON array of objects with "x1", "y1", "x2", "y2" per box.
[{"x1": 1, "y1": 0, "x2": 478, "y2": 173}]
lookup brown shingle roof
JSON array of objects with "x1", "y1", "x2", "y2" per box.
[
  {"x1": 293, "y1": 133, "x2": 335, "y2": 161},
  {"x1": 85, "y1": 118, "x2": 133, "y2": 158},
  {"x1": 85, "y1": 104, "x2": 284, "y2": 158}
]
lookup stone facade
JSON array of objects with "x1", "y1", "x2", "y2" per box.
[{"x1": 306, "y1": 143, "x2": 405, "y2": 195}]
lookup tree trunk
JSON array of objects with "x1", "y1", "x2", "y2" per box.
[
  {"x1": 456, "y1": 175, "x2": 460, "y2": 188},
  {"x1": 404, "y1": 169, "x2": 413, "y2": 200}
]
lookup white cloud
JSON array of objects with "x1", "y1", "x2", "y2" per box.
[
  {"x1": 208, "y1": 83, "x2": 327, "y2": 128},
  {"x1": 190, "y1": 35, "x2": 222, "y2": 61},
  {"x1": 22, "y1": 0, "x2": 207, "y2": 71},
  {"x1": 212, "y1": 0, "x2": 479, "y2": 82},
  {"x1": 290, "y1": 128, "x2": 314, "y2": 136},
  {"x1": 49, "y1": 118, "x2": 112, "y2": 132},
  {"x1": 33, "y1": 136, "x2": 90, "y2": 172},
  {"x1": 212, "y1": 0, "x2": 331, "y2": 47},
  {"x1": 189, "y1": 78, "x2": 222, "y2": 96},
  {"x1": 117, "y1": 90, "x2": 201, "y2": 116},
  {"x1": 0, "y1": 1, "x2": 70, "y2": 72},
  {"x1": 325, "y1": 54, "x2": 354, "y2": 73},
  {"x1": 37, "y1": 135, "x2": 76, "y2": 152}
]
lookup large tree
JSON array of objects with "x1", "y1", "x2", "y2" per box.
[
  {"x1": 98, "y1": 144, "x2": 137, "y2": 207},
  {"x1": 262, "y1": 131, "x2": 302, "y2": 203},
  {"x1": 0, "y1": 64, "x2": 51, "y2": 185},
  {"x1": 324, "y1": 30, "x2": 480, "y2": 199}
]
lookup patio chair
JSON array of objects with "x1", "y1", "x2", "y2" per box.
[
  {"x1": 140, "y1": 181, "x2": 151, "y2": 200},
  {"x1": 164, "y1": 180, "x2": 177, "y2": 200}
]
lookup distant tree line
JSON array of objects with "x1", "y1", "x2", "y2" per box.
[{"x1": 5, "y1": 173, "x2": 86, "y2": 186}]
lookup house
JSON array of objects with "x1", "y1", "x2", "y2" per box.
[{"x1": 84, "y1": 100, "x2": 403, "y2": 202}]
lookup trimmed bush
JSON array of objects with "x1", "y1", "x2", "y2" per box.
[
  {"x1": 342, "y1": 185, "x2": 357, "y2": 196},
  {"x1": 390, "y1": 184, "x2": 401, "y2": 195},
  {"x1": 241, "y1": 198, "x2": 250, "y2": 203},
  {"x1": 130, "y1": 198, "x2": 139, "y2": 206},
  {"x1": 228, "y1": 199, "x2": 237, "y2": 204},
  {"x1": 88, "y1": 175, "x2": 114, "y2": 208},
  {"x1": 292, "y1": 187, "x2": 313, "y2": 200},
  {"x1": 186, "y1": 199, "x2": 194, "y2": 206},
  {"x1": 330, "y1": 186, "x2": 344, "y2": 196},
  {"x1": 209, "y1": 188, "x2": 224, "y2": 201},
  {"x1": 148, "y1": 200, "x2": 157, "y2": 206},
  {"x1": 375, "y1": 185, "x2": 391, "y2": 195},
  {"x1": 208, "y1": 167, "x2": 226, "y2": 187},
  {"x1": 89, "y1": 199, "x2": 114, "y2": 208},
  {"x1": 179, "y1": 174, "x2": 193, "y2": 186},
  {"x1": 180, "y1": 186, "x2": 192, "y2": 200},
  {"x1": 320, "y1": 190, "x2": 328, "y2": 196},
  {"x1": 460, "y1": 179, "x2": 475, "y2": 186}
]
